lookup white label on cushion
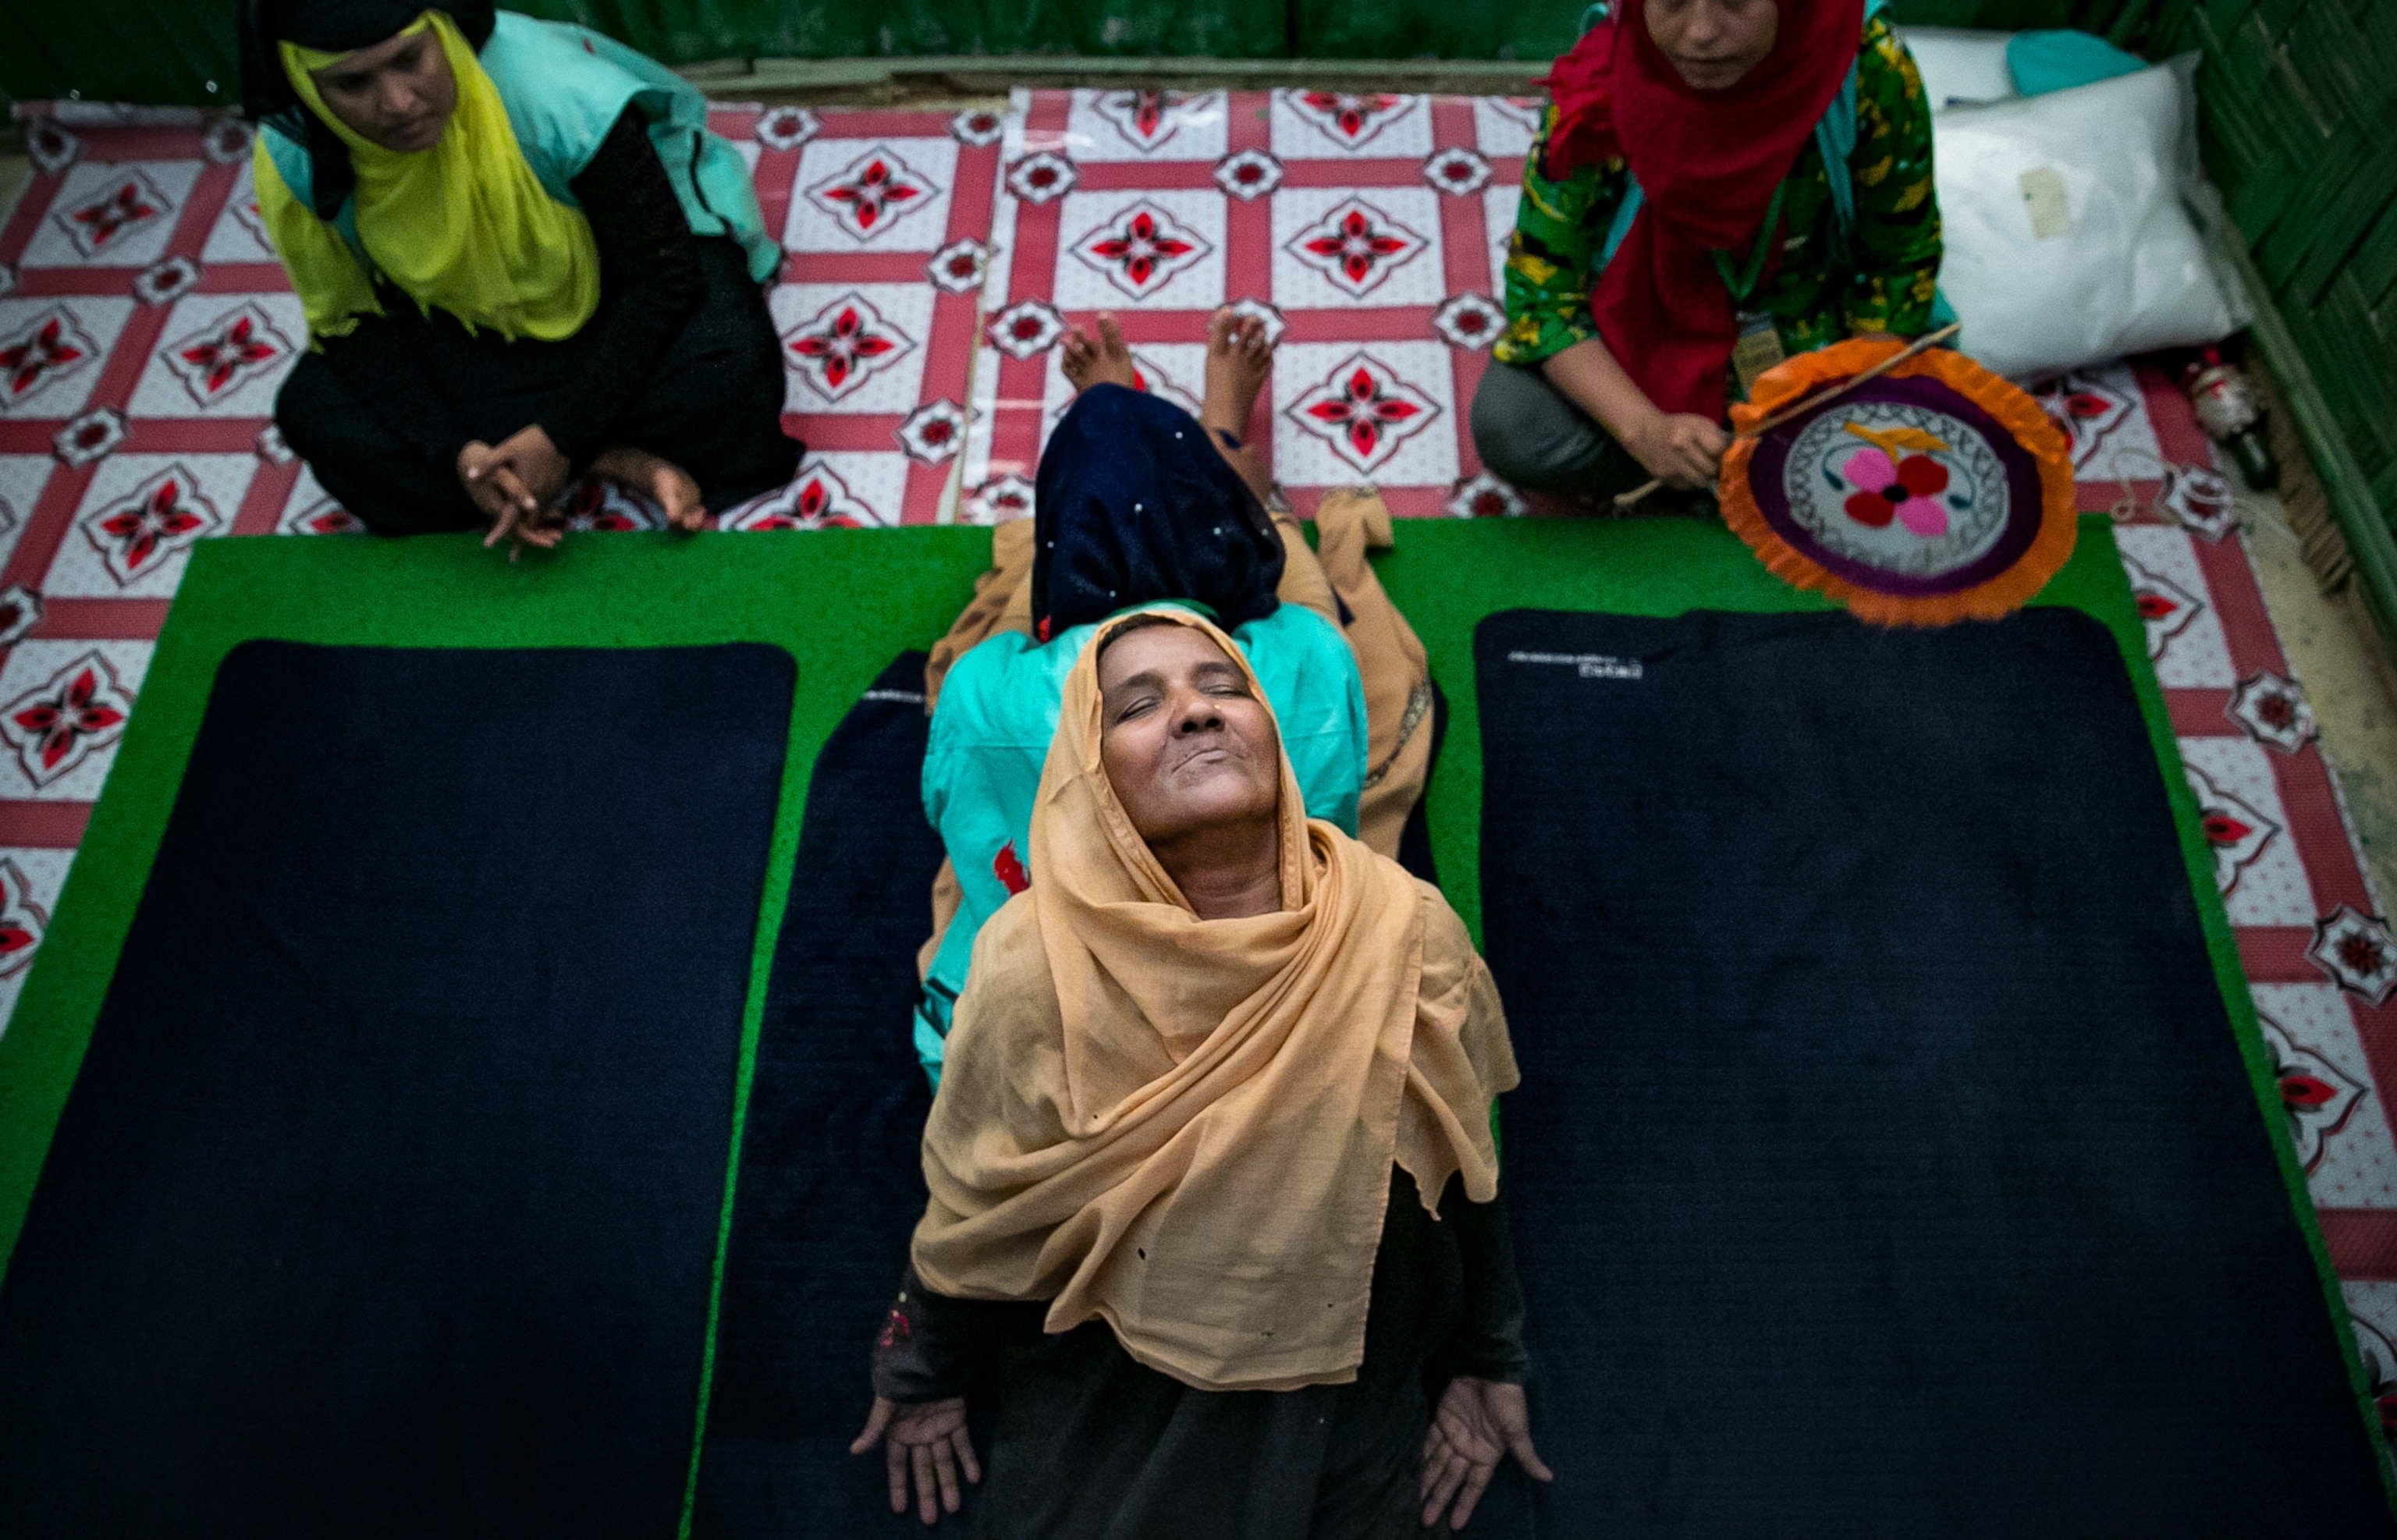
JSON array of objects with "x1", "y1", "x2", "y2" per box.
[{"x1": 2019, "y1": 167, "x2": 2072, "y2": 239}]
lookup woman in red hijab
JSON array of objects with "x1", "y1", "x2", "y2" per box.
[{"x1": 1472, "y1": 0, "x2": 1943, "y2": 502}]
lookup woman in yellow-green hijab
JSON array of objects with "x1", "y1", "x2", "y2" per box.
[{"x1": 241, "y1": 1, "x2": 797, "y2": 543}]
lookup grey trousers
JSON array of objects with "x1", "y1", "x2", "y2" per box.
[{"x1": 1468, "y1": 359, "x2": 1649, "y2": 498}]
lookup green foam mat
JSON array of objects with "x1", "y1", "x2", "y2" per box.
[{"x1": 0, "y1": 513, "x2": 2380, "y2": 1514}]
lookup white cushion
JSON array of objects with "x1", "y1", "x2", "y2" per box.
[
  {"x1": 1930, "y1": 63, "x2": 2245, "y2": 380},
  {"x1": 1898, "y1": 27, "x2": 2019, "y2": 108}
]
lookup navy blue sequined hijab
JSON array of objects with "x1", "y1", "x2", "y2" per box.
[{"x1": 1030, "y1": 384, "x2": 1284, "y2": 640}]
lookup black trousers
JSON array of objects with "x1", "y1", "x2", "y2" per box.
[{"x1": 275, "y1": 238, "x2": 798, "y2": 536}]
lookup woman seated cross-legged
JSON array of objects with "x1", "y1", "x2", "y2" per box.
[
  {"x1": 241, "y1": 0, "x2": 800, "y2": 546},
  {"x1": 852, "y1": 601, "x2": 1550, "y2": 1535},
  {"x1": 1473, "y1": 0, "x2": 1943, "y2": 502}
]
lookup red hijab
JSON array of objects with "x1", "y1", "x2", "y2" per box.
[{"x1": 1539, "y1": 0, "x2": 1863, "y2": 420}]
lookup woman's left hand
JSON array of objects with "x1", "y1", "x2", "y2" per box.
[{"x1": 1420, "y1": 1375, "x2": 1554, "y2": 1530}]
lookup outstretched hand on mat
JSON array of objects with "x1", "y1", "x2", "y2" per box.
[
  {"x1": 1420, "y1": 1375, "x2": 1553, "y2": 1530},
  {"x1": 852, "y1": 1395, "x2": 980, "y2": 1524}
]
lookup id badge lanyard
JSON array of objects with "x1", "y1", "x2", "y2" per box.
[{"x1": 1713, "y1": 181, "x2": 1787, "y2": 401}]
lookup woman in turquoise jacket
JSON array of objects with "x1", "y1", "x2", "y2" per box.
[{"x1": 242, "y1": 0, "x2": 797, "y2": 543}]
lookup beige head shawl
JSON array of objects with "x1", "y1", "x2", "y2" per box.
[{"x1": 910, "y1": 607, "x2": 1518, "y2": 1392}]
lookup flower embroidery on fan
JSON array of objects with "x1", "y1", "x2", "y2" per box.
[
  {"x1": 806, "y1": 148, "x2": 933, "y2": 240},
  {"x1": 0, "y1": 309, "x2": 95, "y2": 408},
  {"x1": 1836, "y1": 424, "x2": 1958, "y2": 536},
  {"x1": 0, "y1": 652, "x2": 134, "y2": 786},
  {"x1": 783, "y1": 293, "x2": 914, "y2": 403},
  {"x1": 1075, "y1": 200, "x2": 1211, "y2": 298},
  {"x1": 58, "y1": 172, "x2": 170, "y2": 257},
  {"x1": 163, "y1": 303, "x2": 293, "y2": 406},
  {"x1": 1287, "y1": 197, "x2": 1426, "y2": 298},
  {"x1": 1291, "y1": 91, "x2": 1410, "y2": 147},
  {"x1": 85, "y1": 467, "x2": 225, "y2": 583},
  {"x1": 1287, "y1": 353, "x2": 1440, "y2": 472}
]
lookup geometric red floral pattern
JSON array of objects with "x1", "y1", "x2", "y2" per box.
[
  {"x1": 1287, "y1": 91, "x2": 1412, "y2": 149},
  {"x1": 0, "y1": 855, "x2": 46, "y2": 979},
  {"x1": 82, "y1": 466, "x2": 225, "y2": 584},
  {"x1": 0, "y1": 307, "x2": 96, "y2": 410},
  {"x1": 1075, "y1": 200, "x2": 1211, "y2": 298},
  {"x1": 1091, "y1": 90, "x2": 1198, "y2": 154},
  {"x1": 0, "y1": 651, "x2": 133, "y2": 787},
  {"x1": 160, "y1": 303, "x2": 294, "y2": 406},
  {"x1": 783, "y1": 292, "x2": 914, "y2": 403},
  {"x1": 1286, "y1": 351, "x2": 1440, "y2": 472},
  {"x1": 1285, "y1": 197, "x2": 1425, "y2": 298},
  {"x1": 805, "y1": 147, "x2": 934, "y2": 242},
  {"x1": 56, "y1": 171, "x2": 172, "y2": 259},
  {"x1": 723, "y1": 460, "x2": 875, "y2": 530}
]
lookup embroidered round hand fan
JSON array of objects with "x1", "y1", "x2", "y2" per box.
[{"x1": 1718, "y1": 337, "x2": 2076, "y2": 627}]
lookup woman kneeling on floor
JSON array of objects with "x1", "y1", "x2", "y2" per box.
[
  {"x1": 1474, "y1": 0, "x2": 1943, "y2": 502},
  {"x1": 241, "y1": 0, "x2": 797, "y2": 545},
  {"x1": 854, "y1": 595, "x2": 1547, "y2": 1536}
]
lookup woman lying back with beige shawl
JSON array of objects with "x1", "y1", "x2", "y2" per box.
[{"x1": 851, "y1": 606, "x2": 1550, "y2": 1536}]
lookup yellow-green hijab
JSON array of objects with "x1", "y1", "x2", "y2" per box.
[{"x1": 253, "y1": 9, "x2": 599, "y2": 339}]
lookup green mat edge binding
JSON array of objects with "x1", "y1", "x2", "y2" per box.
[{"x1": 0, "y1": 518, "x2": 2385, "y2": 1515}]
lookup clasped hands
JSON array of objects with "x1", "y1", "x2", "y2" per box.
[
  {"x1": 456, "y1": 425, "x2": 710, "y2": 558},
  {"x1": 847, "y1": 1374, "x2": 1551, "y2": 1531},
  {"x1": 457, "y1": 425, "x2": 573, "y2": 557}
]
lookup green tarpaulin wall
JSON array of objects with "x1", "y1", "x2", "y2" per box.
[{"x1": 4, "y1": 2, "x2": 2141, "y2": 109}]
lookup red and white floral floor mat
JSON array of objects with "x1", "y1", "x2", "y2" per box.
[{"x1": 4, "y1": 92, "x2": 2395, "y2": 1407}]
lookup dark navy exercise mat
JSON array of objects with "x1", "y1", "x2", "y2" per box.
[
  {"x1": 694, "y1": 651, "x2": 972, "y2": 1536},
  {"x1": 0, "y1": 641, "x2": 793, "y2": 1538},
  {"x1": 1474, "y1": 607, "x2": 2388, "y2": 1537}
]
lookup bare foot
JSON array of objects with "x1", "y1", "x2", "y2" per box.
[
  {"x1": 593, "y1": 446, "x2": 705, "y2": 532},
  {"x1": 1201, "y1": 307, "x2": 1273, "y2": 441},
  {"x1": 1060, "y1": 312, "x2": 1139, "y2": 394}
]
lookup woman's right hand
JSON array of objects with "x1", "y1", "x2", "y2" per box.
[
  {"x1": 850, "y1": 1394, "x2": 980, "y2": 1524},
  {"x1": 1624, "y1": 410, "x2": 1731, "y2": 491},
  {"x1": 456, "y1": 441, "x2": 562, "y2": 554}
]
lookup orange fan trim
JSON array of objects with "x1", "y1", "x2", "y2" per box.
[{"x1": 1717, "y1": 337, "x2": 2078, "y2": 629}]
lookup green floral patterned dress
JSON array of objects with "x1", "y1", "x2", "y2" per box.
[{"x1": 1497, "y1": 12, "x2": 1942, "y2": 383}]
